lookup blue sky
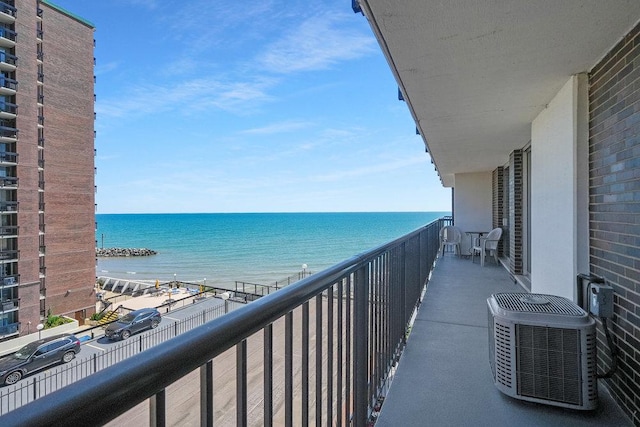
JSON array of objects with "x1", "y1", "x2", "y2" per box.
[{"x1": 52, "y1": 0, "x2": 451, "y2": 214}]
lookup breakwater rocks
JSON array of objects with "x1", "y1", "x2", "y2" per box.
[{"x1": 96, "y1": 248, "x2": 157, "y2": 257}]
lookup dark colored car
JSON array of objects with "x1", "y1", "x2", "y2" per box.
[
  {"x1": 0, "y1": 334, "x2": 81, "y2": 386},
  {"x1": 104, "y1": 308, "x2": 161, "y2": 340}
]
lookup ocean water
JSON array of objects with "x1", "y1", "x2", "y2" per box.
[{"x1": 95, "y1": 212, "x2": 447, "y2": 289}]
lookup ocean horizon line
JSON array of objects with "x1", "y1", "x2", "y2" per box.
[{"x1": 96, "y1": 210, "x2": 451, "y2": 215}]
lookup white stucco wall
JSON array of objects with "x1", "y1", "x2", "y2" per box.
[
  {"x1": 453, "y1": 172, "x2": 493, "y2": 254},
  {"x1": 530, "y1": 75, "x2": 589, "y2": 300}
]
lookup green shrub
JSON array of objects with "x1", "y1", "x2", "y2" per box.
[
  {"x1": 44, "y1": 314, "x2": 73, "y2": 329},
  {"x1": 90, "y1": 312, "x2": 104, "y2": 321}
]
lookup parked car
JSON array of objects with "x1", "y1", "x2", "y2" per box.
[
  {"x1": 104, "y1": 308, "x2": 161, "y2": 340},
  {"x1": 0, "y1": 334, "x2": 81, "y2": 386}
]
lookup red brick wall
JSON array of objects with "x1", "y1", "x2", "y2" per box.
[
  {"x1": 12, "y1": 0, "x2": 96, "y2": 330},
  {"x1": 40, "y1": 1, "x2": 96, "y2": 318}
]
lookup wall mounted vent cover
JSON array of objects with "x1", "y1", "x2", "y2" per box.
[{"x1": 487, "y1": 293, "x2": 597, "y2": 410}]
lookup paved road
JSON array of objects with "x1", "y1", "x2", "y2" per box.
[{"x1": 0, "y1": 295, "x2": 233, "y2": 412}]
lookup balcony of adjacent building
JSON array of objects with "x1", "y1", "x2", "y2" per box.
[
  {"x1": 0, "y1": 123, "x2": 16, "y2": 142},
  {"x1": 0, "y1": 26, "x2": 15, "y2": 49},
  {"x1": 0, "y1": 217, "x2": 630, "y2": 426},
  {"x1": 0, "y1": 51, "x2": 15, "y2": 73},
  {"x1": 0, "y1": 2, "x2": 15, "y2": 25},
  {"x1": 0, "y1": 150, "x2": 16, "y2": 165},
  {"x1": 0, "y1": 247, "x2": 17, "y2": 262},
  {"x1": 0, "y1": 176, "x2": 16, "y2": 189},
  {"x1": 0, "y1": 99, "x2": 16, "y2": 120},
  {"x1": 0, "y1": 200, "x2": 17, "y2": 213},
  {"x1": 0, "y1": 76, "x2": 16, "y2": 97},
  {"x1": 0, "y1": 224, "x2": 16, "y2": 238},
  {"x1": 0, "y1": 321, "x2": 18, "y2": 340},
  {"x1": 0, "y1": 296, "x2": 17, "y2": 315}
]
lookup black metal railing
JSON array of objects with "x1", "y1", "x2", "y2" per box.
[
  {"x1": 0, "y1": 201, "x2": 17, "y2": 212},
  {"x1": 0, "y1": 225, "x2": 17, "y2": 236},
  {"x1": 0, "y1": 125, "x2": 16, "y2": 138},
  {"x1": 0, "y1": 52, "x2": 16, "y2": 67},
  {"x1": 0, "y1": 77, "x2": 16, "y2": 91},
  {"x1": 0, "y1": 217, "x2": 449, "y2": 426},
  {"x1": 0, "y1": 249, "x2": 17, "y2": 261},
  {"x1": 0, "y1": 177, "x2": 17, "y2": 187},
  {"x1": 0, "y1": 27, "x2": 15, "y2": 42},
  {"x1": 0, "y1": 151, "x2": 16, "y2": 163},
  {"x1": 0, "y1": 322, "x2": 18, "y2": 337},
  {"x1": 0, "y1": 2, "x2": 16, "y2": 18}
]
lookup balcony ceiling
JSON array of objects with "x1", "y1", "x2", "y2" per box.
[{"x1": 359, "y1": 0, "x2": 640, "y2": 187}]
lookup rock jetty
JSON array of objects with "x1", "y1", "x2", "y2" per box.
[{"x1": 96, "y1": 248, "x2": 157, "y2": 257}]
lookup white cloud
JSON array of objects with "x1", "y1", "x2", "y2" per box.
[
  {"x1": 95, "y1": 61, "x2": 119, "y2": 76},
  {"x1": 96, "y1": 77, "x2": 275, "y2": 119},
  {"x1": 257, "y1": 13, "x2": 378, "y2": 74},
  {"x1": 240, "y1": 120, "x2": 314, "y2": 135}
]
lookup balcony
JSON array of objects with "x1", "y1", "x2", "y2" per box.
[
  {"x1": 0, "y1": 248, "x2": 17, "y2": 261},
  {"x1": 0, "y1": 76, "x2": 16, "y2": 96},
  {"x1": 0, "y1": 2, "x2": 15, "y2": 25},
  {"x1": 0, "y1": 100, "x2": 16, "y2": 119},
  {"x1": 375, "y1": 254, "x2": 630, "y2": 426},
  {"x1": 0, "y1": 224, "x2": 16, "y2": 236},
  {"x1": 0, "y1": 217, "x2": 629, "y2": 426},
  {"x1": 0, "y1": 151, "x2": 16, "y2": 164},
  {"x1": 0, "y1": 200, "x2": 17, "y2": 212},
  {"x1": 0, "y1": 322, "x2": 18, "y2": 338},
  {"x1": 0, "y1": 297, "x2": 17, "y2": 312},
  {"x1": 0, "y1": 27, "x2": 15, "y2": 48},
  {"x1": 0, "y1": 51, "x2": 16, "y2": 72},
  {"x1": 0, "y1": 275, "x2": 17, "y2": 287},
  {"x1": 0, "y1": 176, "x2": 17, "y2": 188},
  {"x1": 0, "y1": 124, "x2": 16, "y2": 141}
]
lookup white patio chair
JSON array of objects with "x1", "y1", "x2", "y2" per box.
[
  {"x1": 471, "y1": 227, "x2": 503, "y2": 266},
  {"x1": 439, "y1": 225, "x2": 462, "y2": 257}
]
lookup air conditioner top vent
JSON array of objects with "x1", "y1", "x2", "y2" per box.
[{"x1": 493, "y1": 293, "x2": 584, "y2": 316}]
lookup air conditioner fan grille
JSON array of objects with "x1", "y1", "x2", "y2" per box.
[
  {"x1": 494, "y1": 293, "x2": 584, "y2": 315},
  {"x1": 516, "y1": 324, "x2": 582, "y2": 406}
]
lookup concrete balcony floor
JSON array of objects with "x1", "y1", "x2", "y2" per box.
[{"x1": 376, "y1": 253, "x2": 631, "y2": 426}]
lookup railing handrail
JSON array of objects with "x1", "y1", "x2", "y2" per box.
[{"x1": 0, "y1": 218, "x2": 448, "y2": 426}]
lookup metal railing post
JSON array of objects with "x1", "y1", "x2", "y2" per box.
[
  {"x1": 264, "y1": 324, "x2": 273, "y2": 427},
  {"x1": 302, "y1": 302, "x2": 309, "y2": 426},
  {"x1": 285, "y1": 311, "x2": 293, "y2": 427},
  {"x1": 354, "y1": 265, "x2": 369, "y2": 426},
  {"x1": 316, "y1": 294, "x2": 323, "y2": 426},
  {"x1": 149, "y1": 389, "x2": 165, "y2": 427},
  {"x1": 200, "y1": 360, "x2": 213, "y2": 427},
  {"x1": 237, "y1": 340, "x2": 247, "y2": 427},
  {"x1": 400, "y1": 242, "x2": 407, "y2": 343}
]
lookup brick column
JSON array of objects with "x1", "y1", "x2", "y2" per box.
[{"x1": 509, "y1": 150, "x2": 523, "y2": 275}]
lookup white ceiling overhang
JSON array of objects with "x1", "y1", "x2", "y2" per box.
[{"x1": 358, "y1": 0, "x2": 640, "y2": 186}]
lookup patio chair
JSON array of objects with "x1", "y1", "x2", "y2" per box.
[
  {"x1": 439, "y1": 225, "x2": 463, "y2": 257},
  {"x1": 471, "y1": 227, "x2": 503, "y2": 266}
]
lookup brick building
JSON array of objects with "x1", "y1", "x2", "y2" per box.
[{"x1": 0, "y1": 0, "x2": 95, "y2": 340}]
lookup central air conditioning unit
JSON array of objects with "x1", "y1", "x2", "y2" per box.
[{"x1": 487, "y1": 293, "x2": 597, "y2": 410}]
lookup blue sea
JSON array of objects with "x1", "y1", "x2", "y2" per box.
[{"x1": 95, "y1": 212, "x2": 448, "y2": 289}]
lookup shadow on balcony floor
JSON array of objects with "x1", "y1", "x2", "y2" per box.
[{"x1": 375, "y1": 253, "x2": 631, "y2": 426}]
